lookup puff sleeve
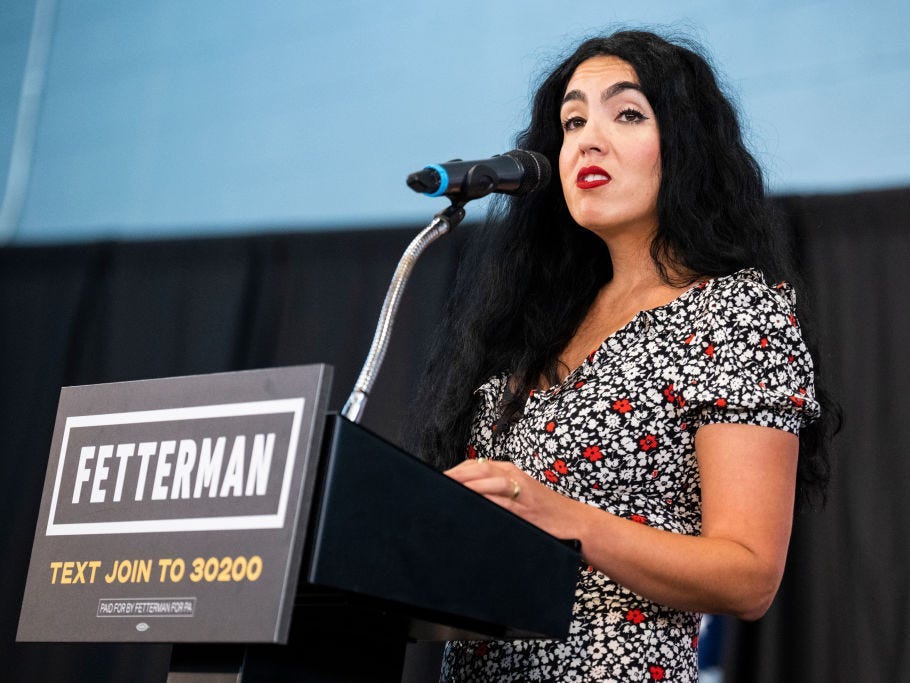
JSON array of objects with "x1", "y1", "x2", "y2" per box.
[{"x1": 679, "y1": 272, "x2": 820, "y2": 435}]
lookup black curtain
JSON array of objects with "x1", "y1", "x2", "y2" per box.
[
  {"x1": 1, "y1": 187, "x2": 907, "y2": 681},
  {"x1": 0, "y1": 227, "x2": 466, "y2": 681},
  {"x1": 726, "y1": 187, "x2": 910, "y2": 682}
]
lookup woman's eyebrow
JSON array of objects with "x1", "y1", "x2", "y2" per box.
[
  {"x1": 561, "y1": 81, "x2": 643, "y2": 106},
  {"x1": 602, "y1": 81, "x2": 643, "y2": 102}
]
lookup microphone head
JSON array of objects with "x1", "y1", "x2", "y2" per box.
[
  {"x1": 406, "y1": 167, "x2": 441, "y2": 194},
  {"x1": 504, "y1": 149, "x2": 552, "y2": 196}
]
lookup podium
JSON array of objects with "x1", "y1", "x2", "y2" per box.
[
  {"x1": 169, "y1": 415, "x2": 581, "y2": 682},
  {"x1": 17, "y1": 364, "x2": 580, "y2": 682}
]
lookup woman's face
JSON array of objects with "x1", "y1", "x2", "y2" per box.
[{"x1": 558, "y1": 55, "x2": 661, "y2": 242}]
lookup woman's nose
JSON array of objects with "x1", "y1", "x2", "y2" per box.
[{"x1": 577, "y1": 122, "x2": 606, "y2": 155}]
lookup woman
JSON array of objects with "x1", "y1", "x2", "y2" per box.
[{"x1": 411, "y1": 31, "x2": 835, "y2": 681}]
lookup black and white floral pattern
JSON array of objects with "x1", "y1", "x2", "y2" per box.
[{"x1": 442, "y1": 269, "x2": 819, "y2": 682}]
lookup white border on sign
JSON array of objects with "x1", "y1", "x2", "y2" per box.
[{"x1": 46, "y1": 398, "x2": 305, "y2": 536}]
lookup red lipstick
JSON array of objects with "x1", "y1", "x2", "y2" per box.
[{"x1": 576, "y1": 166, "x2": 611, "y2": 189}]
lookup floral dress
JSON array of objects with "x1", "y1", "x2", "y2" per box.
[{"x1": 441, "y1": 269, "x2": 820, "y2": 682}]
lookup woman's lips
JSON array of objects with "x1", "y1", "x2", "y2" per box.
[{"x1": 576, "y1": 166, "x2": 611, "y2": 189}]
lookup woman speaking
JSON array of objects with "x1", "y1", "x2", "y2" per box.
[{"x1": 411, "y1": 29, "x2": 834, "y2": 683}]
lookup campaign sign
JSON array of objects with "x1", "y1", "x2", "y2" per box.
[{"x1": 17, "y1": 365, "x2": 331, "y2": 644}]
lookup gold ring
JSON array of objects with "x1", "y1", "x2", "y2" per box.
[{"x1": 510, "y1": 479, "x2": 521, "y2": 500}]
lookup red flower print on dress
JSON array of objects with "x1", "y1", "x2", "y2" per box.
[
  {"x1": 631, "y1": 514, "x2": 647, "y2": 524},
  {"x1": 473, "y1": 642, "x2": 488, "y2": 657},
  {"x1": 662, "y1": 384, "x2": 686, "y2": 408},
  {"x1": 466, "y1": 444, "x2": 477, "y2": 459},
  {"x1": 553, "y1": 459, "x2": 568, "y2": 475},
  {"x1": 639, "y1": 434, "x2": 658, "y2": 451},
  {"x1": 545, "y1": 421, "x2": 556, "y2": 433},
  {"x1": 705, "y1": 344, "x2": 715, "y2": 357},
  {"x1": 574, "y1": 380, "x2": 586, "y2": 389},
  {"x1": 684, "y1": 332, "x2": 695, "y2": 345},
  {"x1": 612, "y1": 398, "x2": 633, "y2": 414},
  {"x1": 544, "y1": 469, "x2": 558, "y2": 483},
  {"x1": 582, "y1": 445, "x2": 603, "y2": 462},
  {"x1": 692, "y1": 635, "x2": 699, "y2": 649},
  {"x1": 789, "y1": 314, "x2": 797, "y2": 326},
  {"x1": 790, "y1": 388, "x2": 807, "y2": 406},
  {"x1": 715, "y1": 398, "x2": 727, "y2": 407},
  {"x1": 760, "y1": 336, "x2": 768, "y2": 348},
  {"x1": 625, "y1": 609, "x2": 646, "y2": 624},
  {"x1": 649, "y1": 665, "x2": 666, "y2": 680}
]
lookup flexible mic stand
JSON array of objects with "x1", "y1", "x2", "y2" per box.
[{"x1": 341, "y1": 199, "x2": 466, "y2": 423}]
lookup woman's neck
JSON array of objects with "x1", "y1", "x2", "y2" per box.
[
  {"x1": 542, "y1": 236, "x2": 686, "y2": 387},
  {"x1": 602, "y1": 230, "x2": 669, "y2": 294}
]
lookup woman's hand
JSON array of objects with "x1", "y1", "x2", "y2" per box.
[{"x1": 444, "y1": 459, "x2": 583, "y2": 539}]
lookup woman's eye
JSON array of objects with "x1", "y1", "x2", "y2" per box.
[
  {"x1": 562, "y1": 116, "x2": 585, "y2": 132},
  {"x1": 618, "y1": 108, "x2": 646, "y2": 123}
]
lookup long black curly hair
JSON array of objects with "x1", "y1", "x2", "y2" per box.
[{"x1": 408, "y1": 30, "x2": 838, "y2": 509}]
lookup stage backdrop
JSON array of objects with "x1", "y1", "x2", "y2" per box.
[{"x1": 1, "y1": 187, "x2": 907, "y2": 681}]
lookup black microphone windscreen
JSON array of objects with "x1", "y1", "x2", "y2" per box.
[{"x1": 505, "y1": 149, "x2": 552, "y2": 196}]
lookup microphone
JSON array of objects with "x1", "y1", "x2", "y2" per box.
[{"x1": 406, "y1": 149, "x2": 551, "y2": 200}]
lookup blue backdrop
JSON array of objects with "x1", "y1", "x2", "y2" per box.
[{"x1": 1, "y1": 0, "x2": 908, "y2": 243}]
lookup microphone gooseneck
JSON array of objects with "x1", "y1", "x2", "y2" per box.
[{"x1": 341, "y1": 201, "x2": 466, "y2": 424}]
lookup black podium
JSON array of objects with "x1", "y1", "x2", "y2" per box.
[{"x1": 168, "y1": 415, "x2": 582, "y2": 682}]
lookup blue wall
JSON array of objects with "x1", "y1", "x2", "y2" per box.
[{"x1": 1, "y1": 0, "x2": 908, "y2": 243}]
